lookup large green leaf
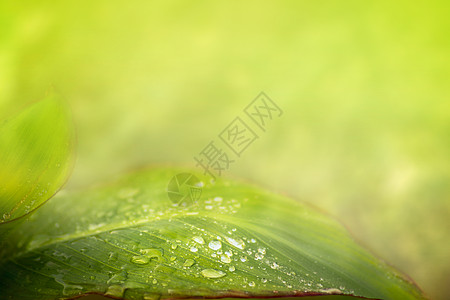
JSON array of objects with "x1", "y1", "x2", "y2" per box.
[
  {"x1": 0, "y1": 168, "x2": 424, "y2": 299},
  {"x1": 0, "y1": 92, "x2": 75, "y2": 225}
]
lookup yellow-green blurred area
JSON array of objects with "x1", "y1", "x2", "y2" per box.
[{"x1": 0, "y1": 1, "x2": 449, "y2": 299}]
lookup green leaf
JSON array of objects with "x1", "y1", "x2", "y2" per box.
[
  {"x1": 0, "y1": 168, "x2": 425, "y2": 300},
  {"x1": 0, "y1": 92, "x2": 75, "y2": 227}
]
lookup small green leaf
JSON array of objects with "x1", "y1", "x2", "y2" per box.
[
  {"x1": 0, "y1": 92, "x2": 75, "y2": 225},
  {"x1": 0, "y1": 168, "x2": 425, "y2": 300}
]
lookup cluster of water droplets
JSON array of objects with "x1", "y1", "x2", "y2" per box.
[
  {"x1": 23, "y1": 186, "x2": 358, "y2": 298},
  {"x1": 201, "y1": 196, "x2": 243, "y2": 215},
  {"x1": 1, "y1": 179, "x2": 53, "y2": 222}
]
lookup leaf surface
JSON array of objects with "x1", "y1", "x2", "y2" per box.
[
  {"x1": 0, "y1": 92, "x2": 75, "y2": 243},
  {"x1": 0, "y1": 169, "x2": 425, "y2": 300}
]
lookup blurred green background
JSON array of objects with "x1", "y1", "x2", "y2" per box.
[{"x1": 1, "y1": 1, "x2": 449, "y2": 299}]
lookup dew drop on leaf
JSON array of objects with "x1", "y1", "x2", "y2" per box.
[
  {"x1": 107, "y1": 270, "x2": 127, "y2": 284},
  {"x1": 131, "y1": 255, "x2": 150, "y2": 265},
  {"x1": 224, "y1": 236, "x2": 245, "y2": 249},
  {"x1": 183, "y1": 259, "x2": 195, "y2": 267},
  {"x1": 139, "y1": 248, "x2": 163, "y2": 262},
  {"x1": 255, "y1": 252, "x2": 264, "y2": 260},
  {"x1": 201, "y1": 269, "x2": 226, "y2": 278},
  {"x1": 319, "y1": 288, "x2": 342, "y2": 294},
  {"x1": 192, "y1": 236, "x2": 205, "y2": 244},
  {"x1": 52, "y1": 274, "x2": 83, "y2": 296},
  {"x1": 208, "y1": 240, "x2": 222, "y2": 250},
  {"x1": 220, "y1": 254, "x2": 231, "y2": 264},
  {"x1": 105, "y1": 285, "x2": 125, "y2": 297}
]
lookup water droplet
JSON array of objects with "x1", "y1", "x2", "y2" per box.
[
  {"x1": 319, "y1": 288, "x2": 342, "y2": 294},
  {"x1": 152, "y1": 279, "x2": 158, "y2": 284},
  {"x1": 213, "y1": 196, "x2": 223, "y2": 202},
  {"x1": 258, "y1": 247, "x2": 266, "y2": 254},
  {"x1": 183, "y1": 258, "x2": 195, "y2": 267},
  {"x1": 240, "y1": 256, "x2": 247, "y2": 262},
  {"x1": 249, "y1": 281, "x2": 255, "y2": 287},
  {"x1": 105, "y1": 285, "x2": 125, "y2": 297},
  {"x1": 270, "y1": 262, "x2": 279, "y2": 269},
  {"x1": 229, "y1": 265, "x2": 236, "y2": 272},
  {"x1": 52, "y1": 274, "x2": 83, "y2": 296},
  {"x1": 250, "y1": 238, "x2": 256, "y2": 243},
  {"x1": 131, "y1": 255, "x2": 150, "y2": 265},
  {"x1": 201, "y1": 269, "x2": 226, "y2": 278},
  {"x1": 107, "y1": 270, "x2": 128, "y2": 284},
  {"x1": 2, "y1": 213, "x2": 11, "y2": 220},
  {"x1": 192, "y1": 236, "x2": 205, "y2": 244},
  {"x1": 208, "y1": 240, "x2": 222, "y2": 250},
  {"x1": 190, "y1": 246, "x2": 198, "y2": 253},
  {"x1": 220, "y1": 255, "x2": 231, "y2": 264},
  {"x1": 205, "y1": 205, "x2": 213, "y2": 210},
  {"x1": 224, "y1": 236, "x2": 245, "y2": 249},
  {"x1": 261, "y1": 278, "x2": 267, "y2": 283},
  {"x1": 139, "y1": 248, "x2": 163, "y2": 261},
  {"x1": 171, "y1": 243, "x2": 178, "y2": 250},
  {"x1": 225, "y1": 250, "x2": 233, "y2": 256}
]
